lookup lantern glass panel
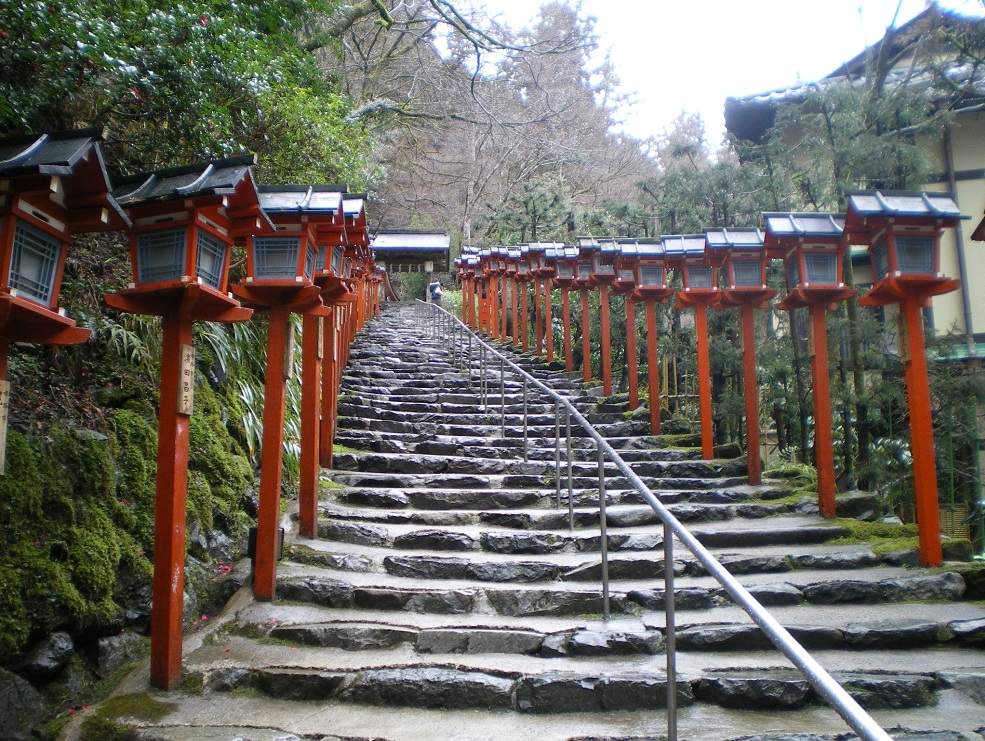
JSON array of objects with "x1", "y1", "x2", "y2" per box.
[
  {"x1": 618, "y1": 267, "x2": 635, "y2": 281},
  {"x1": 331, "y1": 246, "x2": 343, "y2": 275},
  {"x1": 640, "y1": 265, "x2": 664, "y2": 287},
  {"x1": 803, "y1": 252, "x2": 837, "y2": 284},
  {"x1": 518, "y1": 260, "x2": 529, "y2": 275},
  {"x1": 304, "y1": 243, "x2": 317, "y2": 280},
  {"x1": 557, "y1": 264, "x2": 574, "y2": 279},
  {"x1": 195, "y1": 229, "x2": 226, "y2": 289},
  {"x1": 895, "y1": 235, "x2": 935, "y2": 274},
  {"x1": 731, "y1": 259, "x2": 762, "y2": 287},
  {"x1": 10, "y1": 219, "x2": 60, "y2": 305},
  {"x1": 137, "y1": 226, "x2": 186, "y2": 285},
  {"x1": 252, "y1": 236, "x2": 301, "y2": 279},
  {"x1": 576, "y1": 260, "x2": 592, "y2": 278},
  {"x1": 343, "y1": 257, "x2": 352, "y2": 278},
  {"x1": 785, "y1": 257, "x2": 801, "y2": 290},
  {"x1": 873, "y1": 239, "x2": 890, "y2": 280},
  {"x1": 686, "y1": 265, "x2": 714, "y2": 289}
]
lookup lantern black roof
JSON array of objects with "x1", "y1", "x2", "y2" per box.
[
  {"x1": 113, "y1": 155, "x2": 258, "y2": 205},
  {"x1": 844, "y1": 190, "x2": 963, "y2": 220},
  {"x1": 0, "y1": 127, "x2": 130, "y2": 230},
  {"x1": 0, "y1": 127, "x2": 106, "y2": 177},
  {"x1": 763, "y1": 213, "x2": 845, "y2": 240},
  {"x1": 661, "y1": 235, "x2": 707, "y2": 259},
  {"x1": 257, "y1": 185, "x2": 345, "y2": 213},
  {"x1": 705, "y1": 228, "x2": 766, "y2": 251}
]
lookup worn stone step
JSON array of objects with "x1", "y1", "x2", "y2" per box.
[
  {"x1": 184, "y1": 637, "x2": 959, "y2": 714},
  {"x1": 330, "y1": 451, "x2": 748, "y2": 481},
  {"x1": 327, "y1": 468, "x2": 761, "y2": 493}
]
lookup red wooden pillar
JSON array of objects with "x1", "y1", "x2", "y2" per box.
[
  {"x1": 510, "y1": 278, "x2": 519, "y2": 344},
  {"x1": 319, "y1": 312, "x2": 338, "y2": 468},
  {"x1": 599, "y1": 284, "x2": 612, "y2": 396},
  {"x1": 581, "y1": 288, "x2": 592, "y2": 382},
  {"x1": 808, "y1": 303, "x2": 837, "y2": 518},
  {"x1": 489, "y1": 275, "x2": 499, "y2": 338},
  {"x1": 150, "y1": 310, "x2": 193, "y2": 689},
  {"x1": 740, "y1": 304, "x2": 762, "y2": 485},
  {"x1": 902, "y1": 296, "x2": 943, "y2": 567},
  {"x1": 694, "y1": 304, "x2": 714, "y2": 460},
  {"x1": 501, "y1": 275, "x2": 509, "y2": 342},
  {"x1": 299, "y1": 311, "x2": 324, "y2": 539},
  {"x1": 253, "y1": 304, "x2": 291, "y2": 600},
  {"x1": 534, "y1": 278, "x2": 543, "y2": 355},
  {"x1": 561, "y1": 288, "x2": 573, "y2": 371},
  {"x1": 644, "y1": 298, "x2": 661, "y2": 435},
  {"x1": 544, "y1": 278, "x2": 554, "y2": 363},
  {"x1": 520, "y1": 281, "x2": 530, "y2": 351},
  {"x1": 625, "y1": 297, "x2": 638, "y2": 410}
]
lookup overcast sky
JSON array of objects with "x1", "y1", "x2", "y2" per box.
[{"x1": 476, "y1": 0, "x2": 984, "y2": 142}]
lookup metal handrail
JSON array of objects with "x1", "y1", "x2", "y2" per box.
[{"x1": 415, "y1": 299, "x2": 892, "y2": 741}]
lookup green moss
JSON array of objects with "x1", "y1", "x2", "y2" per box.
[
  {"x1": 94, "y1": 692, "x2": 176, "y2": 722},
  {"x1": 188, "y1": 382, "x2": 254, "y2": 536},
  {"x1": 180, "y1": 671, "x2": 205, "y2": 695},
  {"x1": 79, "y1": 715, "x2": 138, "y2": 741},
  {"x1": 80, "y1": 691, "x2": 176, "y2": 741}
]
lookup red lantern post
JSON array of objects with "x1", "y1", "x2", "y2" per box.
[
  {"x1": 574, "y1": 238, "x2": 599, "y2": 383},
  {"x1": 611, "y1": 241, "x2": 642, "y2": 410},
  {"x1": 765, "y1": 213, "x2": 855, "y2": 518},
  {"x1": 257, "y1": 186, "x2": 348, "y2": 539},
  {"x1": 665, "y1": 235, "x2": 720, "y2": 458},
  {"x1": 552, "y1": 246, "x2": 579, "y2": 372},
  {"x1": 846, "y1": 190, "x2": 965, "y2": 567},
  {"x1": 706, "y1": 228, "x2": 774, "y2": 485},
  {"x1": 629, "y1": 240, "x2": 674, "y2": 435},
  {"x1": 107, "y1": 156, "x2": 262, "y2": 690},
  {"x1": 591, "y1": 240, "x2": 620, "y2": 396},
  {"x1": 533, "y1": 243, "x2": 561, "y2": 362},
  {"x1": 233, "y1": 188, "x2": 331, "y2": 600}
]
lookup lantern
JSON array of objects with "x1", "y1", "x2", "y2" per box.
[
  {"x1": 704, "y1": 227, "x2": 774, "y2": 485},
  {"x1": 590, "y1": 239, "x2": 618, "y2": 284},
  {"x1": 764, "y1": 212, "x2": 854, "y2": 518},
  {"x1": 846, "y1": 189, "x2": 965, "y2": 567}
]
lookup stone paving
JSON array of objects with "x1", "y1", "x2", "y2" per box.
[{"x1": 91, "y1": 303, "x2": 985, "y2": 740}]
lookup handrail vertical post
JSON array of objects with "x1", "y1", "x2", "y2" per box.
[
  {"x1": 665, "y1": 528, "x2": 678, "y2": 741},
  {"x1": 467, "y1": 332, "x2": 473, "y2": 388},
  {"x1": 522, "y1": 378, "x2": 529, "y2": 462},
  {"x1": 480, "y1": 344, "x2": 487, "y2": 409},
  {"x1": 554, "y1": 401, "x2": 562, "y2": 509},
  {"x1": 567, "y1": 409, "x2": 574, "y2": 531},
  {"x1": 598, "y1": 441, "x2": 610, "y2": 620},
  {"x1": 500, "y1": 356, "x2": 506, "y2": 438}
]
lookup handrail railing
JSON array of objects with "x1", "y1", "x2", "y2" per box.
[{"x1": 416, "y1": 299, "x2": 892, "y2": 741}]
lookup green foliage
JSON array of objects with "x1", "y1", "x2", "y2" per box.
[
  {"x1": 0, "y1": 0, "x2": 372, "y2": 184},
  {"x1": 0, "y1": 428, "x2": 153, "y2": 663}
]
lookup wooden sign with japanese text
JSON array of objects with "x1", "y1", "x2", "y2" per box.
[{"x1": 178, "y1": 344, "x2": 195, "y2": 416}]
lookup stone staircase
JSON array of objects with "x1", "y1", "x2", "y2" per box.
[{"x1": 116, "y1": 303, "x2": 985, "y2": 741}]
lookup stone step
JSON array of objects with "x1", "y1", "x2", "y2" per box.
[
  {"x1": 182, "y1": 635, "x2": 977, "y2": 714},
  {"x1": 330, "y1": 451, "x2": 747, "y2": 480},
  {"x1": 334, "y1": 433, "x2": 708, "y2": 462},
  {"x1": 327, "y1": 468, "x2": 760, "y2": 493},
  {"x1": 321, "y1": 493, "x2": 797, "y2": 522},
  {"x1": 273, "y1": 561, "x2": 968, "y2": 617},
  {"x1": 313, "y1": 511, "x2": 850, "y2": 553},
  {"x1": 290, "y1": 540, "x2": 904, "y2": 582}
]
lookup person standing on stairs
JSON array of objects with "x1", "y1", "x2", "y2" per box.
[{"x1": 429, "y1": 278, "x2": 443, "y2": 306}]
